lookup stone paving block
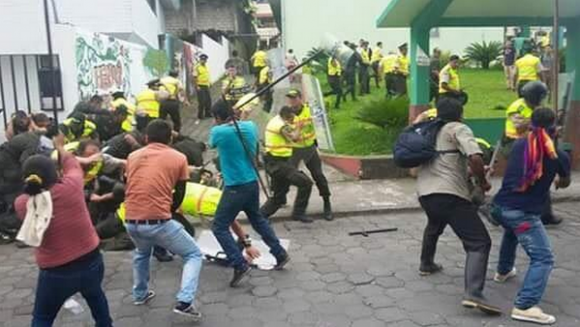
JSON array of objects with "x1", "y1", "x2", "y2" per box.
[
  {"x1": 282, "y1": 299, "x2": 311, "y2": 313},
  {"x1": 252, "y1": 285, "x2": 278, "y2": 297},
  {"x1": 326, "y1": 280, "x2": 355, "y2": 294},
  {"x1": 374, "y1": 307, "x2": 410, "y2": 323},
  {"x1": 352, "y1": 317, "x2": 386, "y2": 327}
]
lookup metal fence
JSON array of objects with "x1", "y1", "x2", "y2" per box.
[{"x1": 0, "y1": 54, "x2": 64, "y2": 128}]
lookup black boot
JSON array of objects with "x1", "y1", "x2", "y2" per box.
[
  {"x1": 461, "y1": 251, "x2": 502, "y2": 315},
  {"x1": 323, "y1": 197, "x2": 334, "y2": 221}
]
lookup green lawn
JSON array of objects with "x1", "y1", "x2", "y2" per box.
[{"x1": 318, "y1": 68, "x2": 517, "y2": 155}]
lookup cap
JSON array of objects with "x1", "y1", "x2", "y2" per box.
[
  {"x1": 398, "y1": 43, "x2": 408, "y2": 49},
  {"x1": 146, "y1": 79, "x2": 160, "y2": 87},
  {"x1": 200, "y1": 54, "x2": 208, "y2": 60},
  {"x1": 285, "y1": 89, "x2": 302, "y2": 98}
]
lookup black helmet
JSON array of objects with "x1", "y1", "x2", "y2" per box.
[{"x1": 521, "y1": 81, "x2": 548, "y2": 107}]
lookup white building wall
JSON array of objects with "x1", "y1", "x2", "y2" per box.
[
  {"x1": 282, "y1": 0, "x2": 504, "y2": 58},
  {"x1": 200, "y1": 34, "x2": 230, "y2": 84},
  {"x1": 0, "y1": 0, "x2": 49, "y2": 54}
]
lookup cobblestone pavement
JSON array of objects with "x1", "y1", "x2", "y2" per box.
[{"x1": 1, "y1": 202, "x2": 580, "y2": 327}]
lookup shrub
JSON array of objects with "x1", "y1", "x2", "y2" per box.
[
  {"x1": 355, "y1": 96, "x2": 409, "y2": 129},
  {"x1": 306, "y1": 47, "x2": 329, "y2": 75},
  {"x1": 464, "y1": 41, "x2": 503, "y2": 69}
]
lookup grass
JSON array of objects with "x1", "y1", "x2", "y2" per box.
[{"x1": 317, "y1": 68, "x2": 518, "y2": 155}]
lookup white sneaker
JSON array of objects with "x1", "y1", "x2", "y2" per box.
[
  {"x1": 195, "y1": 119, "x2": 201, "y2": 125},
  {"x1": 494, "y1": 268, "x2": 517, "y2": 283},
  {"x1": 512, "y1": 306, "x2": 556, "y2": 325}
]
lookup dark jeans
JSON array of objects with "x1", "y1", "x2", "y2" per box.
[
  {"x1": 392, "y1": 74, "x2": 407, "y2": 96},
  {"x1": 343, "y1": 71, "x2": 356, "y2": 101},
  {"x1": 289, "y1": 146, "x2": 331, "y2": 197},
  {"x1": 160, "y1": 99, "x2": 181, "y2": 132},
  {"x1": 32, "y1": 250, "x2": 112, "y2": 327},
  {"x1": 419, "y1": 194, "x2": 492, "y2": 266},
  {"x1": 262, "y1": 156, "x2": 313, "y2": 218},
  {"x1": 325, "y1": 76, "x2": 342, "y2": 109},
  {"x1": 197, "y1": 86, "x2": 212, "y2": 119},
  {"x1": 212, "y1": 181, "x2": 286, "y2": 270},
  {"x1": 359, "y1": 66, "x2": 370, "y2": 95},
  {"x1": 258, "y1": 84, "x2": 273, "y2": 113}
]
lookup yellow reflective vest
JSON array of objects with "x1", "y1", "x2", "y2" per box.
[
  {"x1": 265, "y1": 115, "x2": 293, "y2": 157},
  {"x1": 181, "y1": 182, "x2": 222, "y2": 217},
  {"x1": 505, "y1": 98, "x2": 533, "y2": 139},
  {"x1": 327, "y1": 58, "x2": 342, "y2": 77},
  {"x1": 111, "y1": 98, "x2": 136, "y2": 132},
  {"x1": 62, "y1": 118, "x2": 97, "y2": 144},
  {"x1": 160, "y1": 76, "x2": 180, "y2": 99},
  {"x1": 515, "y1": 54, "x2": 541, "y2": 82},
  {"x1": 252, "y1": 50, "x2": 268, "y2": 68},
  {"x1": 397, "y1": 55, "x2": 409, "y2": 76},
  {"x1": 135, "y1": 89, "x2": 160, "y2": 118},
  {"x1": 371, "y1": 47, "x2": 383, "y2": 63},
  {"x1": 380, "y1": 54, "x2": 399, "y2": 74},
  {"x1": 222, "y1": 76, "x2": 247, "y2": 102},
  {"x1": 293, "y1": 104, "x2": 316, "y2": 148},
  {"x1": 360, "y1": 49, "x2": 371, "y2": 65},
  {"x1": 194, "y1": 63, "x2": 211, "y2": 86},
  {"x1": 259, "y1": 66, "x2": 272, "y2": 85},
  {"x1": 439, "y1": 64, "x2": 461, "y2": 94}
]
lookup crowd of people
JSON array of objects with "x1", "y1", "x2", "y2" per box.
[{"x1": 0, "y1": 32, "x2": 573, "y2": 326}]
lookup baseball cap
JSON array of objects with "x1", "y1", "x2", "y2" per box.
[{"x1": 285, "y1": 89, "x2": 302, "y2": 98}]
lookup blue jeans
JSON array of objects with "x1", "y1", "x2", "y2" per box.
[
  {"x1": 32, "y1": 251, "x2": 112, "y2": 327},
  {"x1": 212, "y1": 181, "x2": 286, "y2": 269},
  {"x1": 492, "y1": 204, "x2": 554, "y2": 309},
  {"x1": 126, "y1": 220, "x2": 202, "y2": 304}
]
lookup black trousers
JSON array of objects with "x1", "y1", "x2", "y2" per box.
[
  {"x1": 289, "y1": 146, "x2": 331, "y2": 197},
  {"x1": 359, "y1": 66, "x2": 370, "y2": 95},
  {"x1": 419, "y1": 194, "x2": 492, "y2": 265},
  {"x1": 371, "y1": 61, "x2": 380, "y2": 87},
  {"x1": 385, "y1": 73, "x2": 398, "y2": 97},
  {"x1": 325, "y1": 75, "x2": 342, "y2": 109},
  {"x1": 392, "y1": 74, "x2": 407, "y2": 96},
  {"x1": 160, "y1": 99, "x2": 181, "y2": 132},
  {"x1": 261, "y1": 155, "x2": 313, "y2": 218},
  {"x1": 343, "y1": 71, "x2": 356, "y2": 101},
  {"x1": 197, "y1": 86, "x2": 212, "y2": 120},
  {"x1": 258, "y1": 83, "x2": 273, "y2": 113}
]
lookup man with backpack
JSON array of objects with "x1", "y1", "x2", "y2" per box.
[{"x1": 412, "y1": 98, "x2": 501, "y2": 315}]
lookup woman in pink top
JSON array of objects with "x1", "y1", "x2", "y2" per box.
[{"x1": 15, "y1": 136, "x2": 113, "y2": 327}]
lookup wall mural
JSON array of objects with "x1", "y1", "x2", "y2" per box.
[{"x1": 75, "y1": 31, "x2": 132, "y2": 100}]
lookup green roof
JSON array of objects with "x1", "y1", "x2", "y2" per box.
[{"x1": 377, "y1": 0, "x2": 580, "y2": 28}]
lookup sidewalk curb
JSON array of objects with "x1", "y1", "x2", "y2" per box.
[{"x1": 267, "y1": 194, "x2": 580, "y2": 223}]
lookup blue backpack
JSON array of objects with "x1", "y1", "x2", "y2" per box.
[{"x1": 393, "y1": 119, "x2": 458, "y2": 168}]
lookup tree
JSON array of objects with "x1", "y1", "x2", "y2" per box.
[
  {"x1": 143, "y1": 49, "x2": 169, "y2": 78},
  {"x1": 464, "y1": 41, "x2": 502, "y2": 69}
]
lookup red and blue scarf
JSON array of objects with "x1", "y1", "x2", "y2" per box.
[{"x1": 518, "y1": 127, "x2": 557, "y2": 192}]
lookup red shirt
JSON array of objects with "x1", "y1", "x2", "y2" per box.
[
  {"x1": 15, "y1": 154, "x2": 99, "y2": 269},
  {"x1": 125, "y1": 143, "x2": 189, "y2": 220}
]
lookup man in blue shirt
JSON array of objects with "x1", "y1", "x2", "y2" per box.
[
  {"x1": 209, "y1": 100, "x2": 289, "y2": 287},
  {"x1": 492, "y1": 108, "x2": 571, "y2": 325}
]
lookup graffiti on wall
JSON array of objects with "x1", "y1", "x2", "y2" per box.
[{"x1": 75, "y1": 32, "x2": 132, "y2": 100}]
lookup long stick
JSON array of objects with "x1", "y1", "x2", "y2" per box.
[{"x1": 553, "y1": 0, "x2": 560, "y2": 112}]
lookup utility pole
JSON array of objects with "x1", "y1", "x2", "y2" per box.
[{"x1": 43, "y1": 0, "x2": 59, "y2": 125}]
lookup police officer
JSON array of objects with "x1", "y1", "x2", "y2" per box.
[
  {"x1": 160, "y1": 71, "x2": 184, "y2": 132},
  {"x1": 515, "y1": 47, "x2": 544, "y2": 97},
  {"x1": 257, "y1": 62, "x2": 274, "y2": 113},
  {"x1": 222, "y1": 64, "x2": 248, "y2": 107},
  {"x1": 59, "y1": 112, "x2": 99, "y2": 144},
  {"x1": 358, "y1": 41, "x2": 371, "y2": 95},
  {"x1": 326, "y1": 55, "x2": 343, "y2": 109},
  {"x1": 343, "y1": 42, "x2": 360, "y2": 102},
  {"x1": 260, "y1": 106, "x2": 313, "y2": 223},
  {"x1": 111, "y1": 90, "x2": 136, "y2": 132},
  {"x1": 371, "y1": 42, "x2": 384, "y2": 88},
  {"x1": 194, "y1": 54, "x2": 212, "y2": 124},
  {"x1": 394, "y1": 43, "x2": 410, "y2": 96},
  {"x1": 251, "y1": 44, "x2": 268, "y2": 81},
  {"x1": 439, "y1": 55, "x2": 467, "y2": 104},
  {"x1": 286, "y1": 89, "x2": 333, "y2": 221},
  {"x1": 380, "y1": 51, "x2": 400, "y2": 97},
  {"x1": 94, "y1": 106, "x2": 128, "y2": 142},
  {"x1": 135, "y1": 79, "x2": 167, "y2": 128}
]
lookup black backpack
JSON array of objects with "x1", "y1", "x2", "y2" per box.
[{"x1": 393, "y1": 119, "x2": 458, "y2": 168}]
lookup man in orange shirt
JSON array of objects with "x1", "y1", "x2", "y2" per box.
[{"x1": 124, "y1": 120, "x2": 203, "y2": 321}]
